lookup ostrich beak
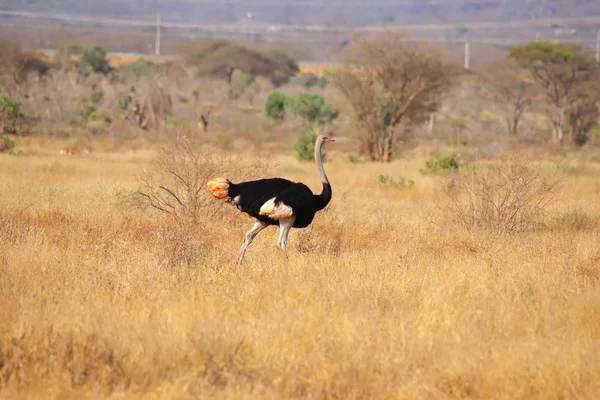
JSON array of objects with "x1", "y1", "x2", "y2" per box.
[{"x1": 324, "y1": 138, "x2": 335, "y2": 143}]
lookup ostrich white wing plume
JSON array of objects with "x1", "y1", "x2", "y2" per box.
[{"x1": 259, "y1": 198, "x2": 294, "y2": 220}]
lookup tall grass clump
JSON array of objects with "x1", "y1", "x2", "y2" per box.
[{"x1": 441, "y1": 152, "x2": 559, "y2": 234}]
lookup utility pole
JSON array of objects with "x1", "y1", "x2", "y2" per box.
[
  {"x1": 283, "y1": 4, "x2": 292, "y2": 25},
  {"x1": 225, "y1": 0, "x2": 234, "y2": 22},
  {"x1": 535, "y1": 32, "x2": 540, "y2": 42},
  {"x1": 596, "y1": 27, "x2": 600, "y2": 64},
  {"x1": 464, "y1": 40, "x2": 470, "y2": 70},
  {"x1": 155, "y1": 12, "x2": 161, "y2": 57}
]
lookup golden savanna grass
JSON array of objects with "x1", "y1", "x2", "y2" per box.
[{"x1": 1, "y1": 138, "x2": 600, "y2": 399}]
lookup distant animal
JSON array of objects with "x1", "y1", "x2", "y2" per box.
[
  {"x1": 198, "y1": 104, "x2": 214, "y2": 133},
  {"x1": 60, "y1": 146, "x2": 90, "y2": 156},
  {"x1": 198, "y1": 114, "x2": 209, "y2": 133},
  {"x1": 207, "y1": 135, "x2": 335, "y2": 267}
]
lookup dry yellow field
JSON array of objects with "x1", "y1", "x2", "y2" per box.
[
  {"x1": 298, "y1": 63, "x2": 344, "y2": 77},
  {"x1": 1, "y1": 137, "x2": 600, "y2": 399}
]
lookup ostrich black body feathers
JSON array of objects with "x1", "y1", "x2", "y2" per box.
[{"x1": 228, "y1": 178, "x2": 332, "y2": 228}]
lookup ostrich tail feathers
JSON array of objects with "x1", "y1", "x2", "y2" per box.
[{"x1": 207, "y1": 177, "x2": 230, "y2": 200}]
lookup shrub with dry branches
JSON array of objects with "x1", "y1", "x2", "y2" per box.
[
  {"x1": 132, "y1": 132, "x2": 268, "y2": 225},
  {"x1": 441, "y1": 152, "x2": 559, "y2": 234}
]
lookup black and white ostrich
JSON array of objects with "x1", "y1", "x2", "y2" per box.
[{"x1": 207, "y1": 135, "x2": 335, "y2": 267}]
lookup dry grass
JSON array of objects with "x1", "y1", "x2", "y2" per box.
[{"x1": 1, "y1": 141, "x2": 600, "y2": 399}]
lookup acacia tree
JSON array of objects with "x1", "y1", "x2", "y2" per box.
[
  {"x1": 184, "y1": 41, "x2": 299, "y2": 92},
  {"x1": 509, "y1": 42, "x2": 596, "y2": 145},
  {"x1": 565, "y1": 75, "x2": 600, "y2": 145},
  {"x1": 331, "y1": 33, "x2": 454, "y2": 162},
  {"x1": 478, "y1": 58, "x2": 533, "y2": 136}
]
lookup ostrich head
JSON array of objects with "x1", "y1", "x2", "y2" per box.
[{"x1": 317, "y1": 135, "x2": 335, "y2": 144}]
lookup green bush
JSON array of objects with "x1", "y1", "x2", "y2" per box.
[
  {"x1": 348, "y1": 154, "x2": 366, "y2": 164},
  {"x1": 316, "y1": 76, "x2": 328, "y2": 89},
  {"x1": 422, "y1": 153, "x2": 461, "y2": 174},
  {"x1": 230, "y1": 72, "x2": 255, "y2": 99},
  {"x1": 452, "y1": 137, "x2": 469, "y2": 146},
  {"x1": 0, "y1": 134, "x2": 15, "y2": 153},
  {"x1": 118, "y1": 59, "x2": 155, "y2": 78},
  {"x1": 119, "y1": 87, "x2": 136, "y2": 111},
  {"x1": 265, "y1": 92, "x2": 288, "y2": 121},
  {"x1": 77, "y1": 90, "x2": 105, "y2": 123},
  {"x1": 295, "y1": 131, "x2": 320, "y2": 162},
  {"x1": 90, "y1": 90, "x2": 104, "y2": 104},
  {"x1": 447, "y1": 119, "x2": 466, "y2": 130},
  {"x1": 0, "y1": 94, "x2": 25, "y2": 135},
  {"x1": 288, "y1": 93, "x2": 338, "y2": 126},
  {"x1": 76, "y1": 102, "x2": 96, "y2": 120},
  {"x1": 265, "y1": 92, "x2": 339, "y2": 127},
  {"x1": 81, "y1": 46, "x2": 111, "y2": 75},
  {"x1": 379, "y1": 175, "x2": 415, "y2": 189}
]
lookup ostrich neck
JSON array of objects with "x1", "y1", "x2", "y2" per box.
[
  {"x1": 314, "y1": 141, "x2": 331, "y2": 211},
  {"x1": 314, "y1": 142, "x2": 329, "y2": 185}
]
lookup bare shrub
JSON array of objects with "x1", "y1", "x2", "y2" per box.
[
  {"x1": 131, "y1": 131, "x2": 268, "y2": 225},
  {"x1": 441, "y1": 152, "x2": 559, "y2": 234}
]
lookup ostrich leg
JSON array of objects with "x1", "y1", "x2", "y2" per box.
[
  {"x1": 236, "y1": 220, "x2": 268, "y2": 268},
  {"x1": 277, "y1": 216, "x2": 296, "y2": 251}
]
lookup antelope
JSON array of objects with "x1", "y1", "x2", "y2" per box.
[
  {"x1": 60, "y1": 146, "x2": 90, "y2": 156},
  {"x1": 198, "y1": 104, "x2": 215, "y2": 133}
]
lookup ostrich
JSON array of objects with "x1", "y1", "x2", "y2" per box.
[{"x1": 207, "y1": 135, "x2": 335, "y2": 267}]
